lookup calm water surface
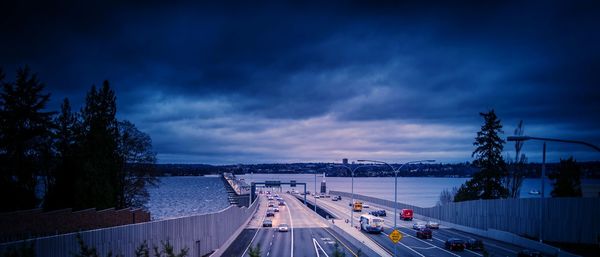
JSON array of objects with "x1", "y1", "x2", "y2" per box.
[
  {"x1": 147, "y1": 176, "x2": 229, "y2": 220},
  {"x1": 238, "y1": 174, "x2": 561, "y2": 207},
  {"x1": 147, "y1": 174, "x2": 597, "y2": 220}
]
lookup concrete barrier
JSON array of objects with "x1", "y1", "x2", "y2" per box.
[{"x1": 0, "y1": 201, "x2": 259, "y2": 257}]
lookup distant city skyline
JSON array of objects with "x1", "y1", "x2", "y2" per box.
[{"x1": 1, "y1": 1, "x2": 599, "y2": 164}]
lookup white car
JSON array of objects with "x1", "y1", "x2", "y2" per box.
[
  {"x1": 426, "y1": 221, "x2": 440, "y2": 229},
  {"x1": 278, "y1": 223, "x2": 289, "y2": 232},
  {"x1": 363, "y1": 204, "x2": 370, "y2": 208},
  {"x1": 413, "y1": 222, "x2": 426, "y2": 230}
]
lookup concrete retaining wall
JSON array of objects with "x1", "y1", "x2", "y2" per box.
[{"x1": 0, "y1": 201, "x2": 258, "y2": 257}]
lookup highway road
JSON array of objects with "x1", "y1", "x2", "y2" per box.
[
  {"x1": 222, "y1": 193, "x2": 369, "y2": 257},
  {"x1": 312, "y1": 194, "x2": 529, "y2": 257}
]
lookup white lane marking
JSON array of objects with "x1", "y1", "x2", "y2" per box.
[
  {"x1": 411, "y1": 246, "x2": 436, "y2": 250},
  {"x1": 313, "y1": 238, "x2": 321, "y2": 257},
  {"x1": 381, "y1": 231, "x2": 425, "y2": 257},
  {"x1": 383, "y1": 230, "x2": 461, "y2": 257},
  {"x1": 287, "y1": 197, "x2": 294, "y2": 257},
  {"x1": 352, "y1": 200, "x2": 511, "y2": 257},
  {"x1": 241, "y1": 196, "x2": 265, "y2": 257},
  {"x1": 313, "y1": 238, "x2": 331, "y2": 257}
]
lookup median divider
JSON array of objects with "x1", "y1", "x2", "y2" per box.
[{"x1": 292, "y1": 194, "x2": 391, "y2": 257}]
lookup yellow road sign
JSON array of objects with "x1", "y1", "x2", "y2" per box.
[{"x1": 388, "y1": 229, "x2": 403, "y2": 243}]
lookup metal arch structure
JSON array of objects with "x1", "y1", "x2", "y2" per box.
[{"x1": 250, "y1": 181, "x2": 307, "y2": 205}]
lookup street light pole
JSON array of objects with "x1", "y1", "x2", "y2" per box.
[
  {"x1": 334, "y1": 163, "x2": 373, "y2": 228},
  {"x1": 358, "y1": 159, "x2": 435, "y2": 257},
  {"x1": 507, "y1": 135, "x2": 600, "y2": 243},
  {"x1": 315, "y1": 172, "x2": 317, "y2": 213}
]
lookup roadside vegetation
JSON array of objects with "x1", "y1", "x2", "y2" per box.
[
  {"x1": 247, "y1": 243, "x2": 261, "y2": 257},
  {"x1": 0, "y1": 66, "x2": 157, "y2": 212},
  {"x1": 453, "y1": 109, "x2": 583, "y2": 202},
  {"x1": 73, "y1": 235, "x2": 188, "y2": 257}
]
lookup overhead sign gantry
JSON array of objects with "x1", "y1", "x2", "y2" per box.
[{"x1": 251, "y1": 180, "x2": 307, "y2": 205}]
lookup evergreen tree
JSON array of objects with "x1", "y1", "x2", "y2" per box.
[
  {"x1": 0, "y1": 66, "x2": 54, "y2": 211},
  {"x1": 44, "y1": 98, "x2": 81, "y2": 210},
  {"x1": 549, "y1": 157, "x2": 582, "y2": 197},
  {"x1": 76, "y1": 81, "x2": 123, "y2": 209},
  {"x1": 116, "y1": 120, "x2": 158, "y2": 209},
  {"x1": 455, "y1": 110, "x2": 509, "y2": 202}
]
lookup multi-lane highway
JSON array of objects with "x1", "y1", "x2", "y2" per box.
[
  {"x1": 312, "y1": 194, "x2": 527, "y2": 257},
  {"x1": 223, "y1": 190, "x2": 537, "y2": 257},
  {"x1": 223, "y1": 193, "x2": 368, "y2": 257}
]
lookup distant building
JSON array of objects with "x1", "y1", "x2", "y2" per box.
[
  {"x1": 320, "y1": 172, "x2": 327, "y2": 194},
  {"x1": 342, "y1": 158, "x2": 348, "y2": 165}
]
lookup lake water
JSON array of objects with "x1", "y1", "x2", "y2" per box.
[
  {"x1": 237, "y1": 174, "x2": 559, "y2": 207},
  {"x1": 147, "y1": 174, "x2": 597, "y2": 220},
  {"x1": 147, "y1": 176, "x2": 230, "y2": 220}
]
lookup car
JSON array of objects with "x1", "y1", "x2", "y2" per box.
[
  {"x1": 517, "y1": 250, "x2": 542, "y2": 257},
  {"x1": 400, "y1": 209, "x2": 413, "y2": 221},
  {"x1": 278, "y1": 201, "x2": 285, "y2": 206},
  {"x1": 278, "y1": 223, "x2": 289, "y2": 232},
  {"x1": 268, "y1": 202, "x2": 274, "y2": 207},
  {"x1": 262, "y1": 219, "x2": 273, "y2": 227},
  {"x1": 332, "y1": 197, "x2": 338, "y2": 201},
  {"x1": 426, "y1": 221, "x2": 439, "y2": 229},
  {"x1": 369, "y1": 210, "x2": 387, "y2": 217},
  {"x1": 273, "y1": 207, "x2": 279, "y2": 212},
  {"x1": 267, "y1": 196, "x2": 274, "y2": 200},
  {"x1": 363, "y1": 204, "x2": 370, "y2": 208},
  {"x1": 465, "y1": 239, "x2": 484, "y2": 251},
  {"x1": 266, "y1": 211, "x2": 275, "y2": 217},
  {"x1": 416, "y1": 228, "x2": 432, "y2": 239},
  {"x1": 412, "y1": 222, "x2": 426, "y2": 230},
  {"x1": 445, "y1": 238, "x2": 465, "y2": 251}
]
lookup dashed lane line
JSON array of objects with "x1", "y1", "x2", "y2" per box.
[{"x1": 380, "y1": 231, "x2": 426, "y2": 257}]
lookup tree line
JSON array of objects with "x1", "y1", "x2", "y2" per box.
[
  {"x1": 441, "y1": 110, "x2": 583, "y2": 204},
  {"x1": 0, "y1": 66, "x2": 157, "y2": 212}
]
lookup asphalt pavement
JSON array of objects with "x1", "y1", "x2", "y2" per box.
[
  {"x1": 313, "y1": 194, "x2": 528, "y2": 257},
  {"x1": 223, "y1": 193, "x2": 370, "y2": 257}
]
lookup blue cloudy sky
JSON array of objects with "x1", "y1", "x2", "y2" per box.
[{"x1": 1, "y1": 1, "x2": 599, "y2": 164}]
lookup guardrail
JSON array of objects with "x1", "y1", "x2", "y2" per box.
[{"x1": 0, "y1": 200, "x2": 259, "y2": 257}]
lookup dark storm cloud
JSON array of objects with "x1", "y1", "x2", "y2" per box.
[{"x1": 1, "y1": 1, "x2": 599, "y2": 163}]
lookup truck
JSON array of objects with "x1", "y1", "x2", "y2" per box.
[
  {"x1": 400, "y1": 208, "x2": 413, "y2": 221},
  {"x1": 353, "y1": 201, "x2": 363, "y2": 212}
]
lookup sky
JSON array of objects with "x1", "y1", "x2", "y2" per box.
[{"x1": 1, "y1": 1, "x2": 599, "y2": 164}]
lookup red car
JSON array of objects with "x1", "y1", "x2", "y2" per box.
[
  {"x1": 400, "y1": 209, "x2": 413, "y2": 221},
  {"x1": 416, "y1": 228, "x2": 432, "y2": 239}
]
